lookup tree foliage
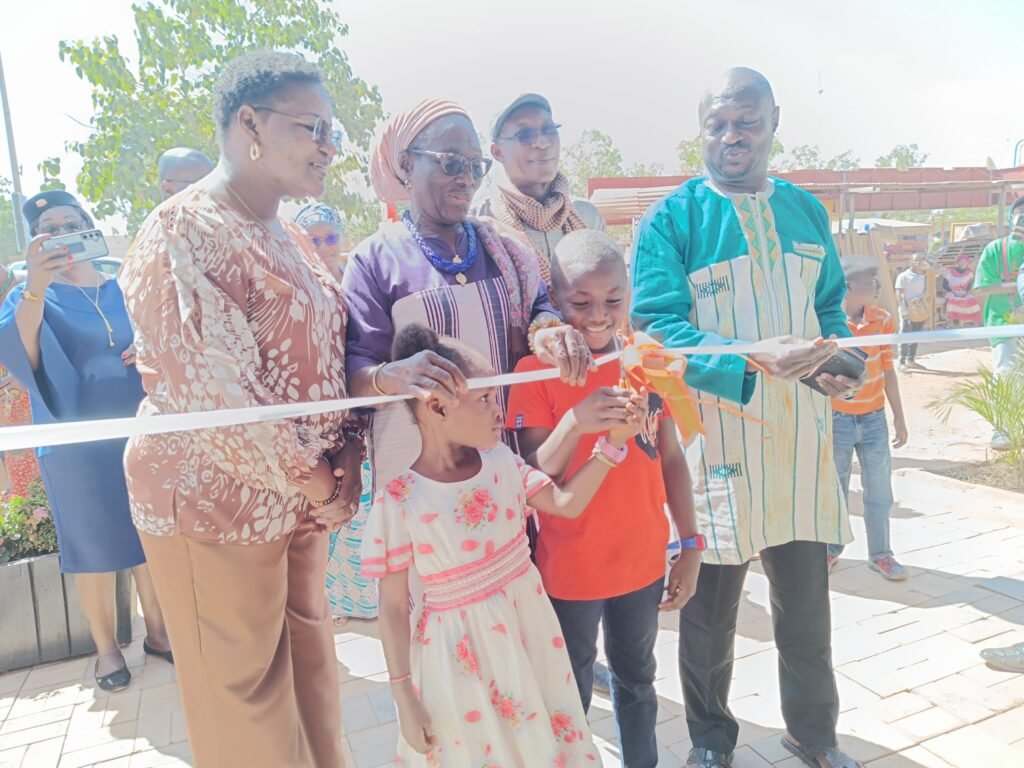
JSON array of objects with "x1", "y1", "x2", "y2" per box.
[
  {"x1": 58, "y1": 0, "x2": 383, "y2": 231},
  {"x1": 562, "y1": 129, "x2": 625, "y2": 197},
  {"x1": 875, "y1": 143, "x2": 928, "y2": 171},
  {"x1": 0, "y1": 177, "x2": 18, "y2": 261},
  {"x1": 779, "y1": 144, "x2": 860, "y2": 171}
]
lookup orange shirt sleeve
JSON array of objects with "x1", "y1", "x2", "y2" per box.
[
  {"x1": 880, "y1": 314, "x2": 896, "y2": 371},
  {"x1": 505, "y1": 356, "x2": 557, "y2": 431}
]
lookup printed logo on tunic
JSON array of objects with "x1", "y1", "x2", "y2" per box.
[
  {"x1": 792, "y1": 242, "x2": 826, "y2": 260},
  {"x1": 635, "y1": 393, "x2": 664, "y2": 460},
  {"x1": 708, "y1": 462, "x2": 744, "y2": 480},
  {"x1": 693, "y1": 275, "x2": 731, "y2": 299}
]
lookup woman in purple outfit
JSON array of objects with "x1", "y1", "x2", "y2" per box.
[{"x1": 342, "y1": 99, "x2": 592, "y2": 487}]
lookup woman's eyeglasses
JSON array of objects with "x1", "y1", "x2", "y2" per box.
[
  {"x1": 311, "y1": 234, "x2": 340, "y2": 247},
  {"x1": 38, "y1": 221, "x2": 86, "y2": 237},
  {"x1": 498, "y1": 124, "x2": 561, "y2": 146},
  {"x1": 251, "y1": 106, "x2": 343, "y2": 152},
  {"x1": 406, "y1": 149, "x2": 492, "y2": 180}
]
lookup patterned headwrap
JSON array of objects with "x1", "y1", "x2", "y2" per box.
[
  {"x1": 294, "y1": 202, "x2": 344, "y2": 233},
  {"x1": 369, "y1": 99, "x2": 472, "y2": 204}
]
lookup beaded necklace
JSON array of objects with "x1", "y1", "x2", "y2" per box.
[{"x1": 402, "y1": 211, "x2": 478, "y2": 285}]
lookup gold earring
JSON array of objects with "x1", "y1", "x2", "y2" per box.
[
  {"x1": 250, "y1": 141, "x2": 262, "y2": 161},
  {"x1": 403, "y1": 178, "x2": 412, "y2": 190}
]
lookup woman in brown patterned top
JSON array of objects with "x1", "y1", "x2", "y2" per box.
[{"x1": 120, "y1": 52, "x2": 360, "y2": 768}]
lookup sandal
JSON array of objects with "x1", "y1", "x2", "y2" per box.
[
  {"x1": 781, "y1": 734, "x2": 864, "y2": 768},
  {"x1": 94, "y1": 661, "x2": 131, "y2": 692},
  {"x1": 143, "y1": 638, "x2": 174, "y2": 665}
]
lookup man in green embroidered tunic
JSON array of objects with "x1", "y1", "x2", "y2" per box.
[{"x1": 631, "y1": 68, "x2": 864, "y2": 768}]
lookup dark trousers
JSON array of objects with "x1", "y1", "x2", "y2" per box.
[
  {"x1": 550, "y1": 578, "x2": 663, "y2": 768},
  {"x1": 899, "y1": 318, "x2": 924, "y2": 362},
  {"x1": 679, "y1": 540, "x2": 839, "y2": 754}
]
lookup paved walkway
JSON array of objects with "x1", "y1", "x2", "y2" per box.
[{"x1": 2, "y1": 347, "x2": 1023, "y2": 767}]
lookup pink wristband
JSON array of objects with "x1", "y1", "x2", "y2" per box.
[{"x1": 595, "y1": 434, "x2": 628, "y2": 465}]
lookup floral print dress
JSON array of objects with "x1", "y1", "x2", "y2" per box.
[{"x1": 362, "y1": 445, "x2": 599, "y2": 768}]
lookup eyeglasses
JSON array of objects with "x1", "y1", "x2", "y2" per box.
[
  {"x1": 406, "y1": 149, "x2": 492, "y2": 180},
  {"x1": 311, "y1": 234, "x2": 340, "y2": 247},
  {"x1": 498, "y1": 124, "x2": 561, "y2": 145},
  {"x1": 38, "y1": 221, "x2": 86, "y2": 237},
  {"x1": 252, "y1": 106, "x2": 343, "y2": 152}
]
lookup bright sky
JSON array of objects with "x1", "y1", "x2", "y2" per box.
[{"x1": 3, "y1": 0, "x2": 1024, "y2": 226}]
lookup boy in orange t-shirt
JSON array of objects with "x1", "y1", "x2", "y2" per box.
[
  {"x1": 507, "y1": 230, "x2": 700, "y2": 768},
  {"x1": 828, "y1": 256, "x2": 909, "y2": 581}
]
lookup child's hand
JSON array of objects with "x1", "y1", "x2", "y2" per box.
[
  {"x1": 660, "y1": 550, "x2": 700, "y2": 611},
  {"x1": 892, "y1": 418, "x2": 908, "y2": 449},
  {"x1": 569, "y1": 386, "x2": 636, "y2": 435},
  {"x1": 394, "y1": 684, "x2": 437, "y2": 754},
  {"x1": 607, "y1": 390, "x2": 648, "y2": 447}
]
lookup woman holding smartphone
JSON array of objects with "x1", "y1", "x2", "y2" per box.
[{"x1": 0, "y1": 190, "x2": 171, "y2": 692}]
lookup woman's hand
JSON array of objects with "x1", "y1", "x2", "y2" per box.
[
  {"x1": 393, "y1": 683, "x2": 437, "y2": 754},
  {"x1": 533, "y1": 325, "x2": 595, "y2": 387},
  {"x1": 301, "y1": 459, "x2": 355, "y2": 531},
  {"x1": 375, "y1": 353, "x2": 468, "y2": 405},
  {"x1": 121, "y1": 345, "x2": 137, "y2": 367},
  {"x1": 327, "y1": 438, "x2": 364, "y2": 516},
  {"x1": 24, "y1": 235, "x2": 69, "y2": 295},
  {"x1": 660, "y1": 550, "x2": 701, "y2": 611}
]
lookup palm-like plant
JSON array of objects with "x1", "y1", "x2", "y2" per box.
[{"x1": 929, "y1": 362, "x2": 1024, "y2": 488}]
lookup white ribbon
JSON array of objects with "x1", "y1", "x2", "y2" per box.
[{"x1": 1, "y1": 325, "x2": 1021, "y2": 453}]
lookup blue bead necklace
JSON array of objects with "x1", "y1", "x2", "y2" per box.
[{"x1": 402, "y1": 211, "x2": 478, "y2": 285}]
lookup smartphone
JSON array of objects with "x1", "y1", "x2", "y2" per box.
[
  {"x1": 800, "y1": 348, "x2": 868, "y2": 396},
  {"x1": 41, "y1": 229, "x2": 109, "y2": 263}
]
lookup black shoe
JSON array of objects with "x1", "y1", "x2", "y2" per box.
[
  {"x1": 95, "y1": 661, "x2": 131, "y2": 692},
  {"x1": 686, "y1": 747, "x2": 733, "y2": 767},
  {"x1": 143, "y1": 638, "x2": 174, "y2": 665}
]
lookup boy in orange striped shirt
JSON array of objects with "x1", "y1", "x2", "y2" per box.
[{"x1": 828, "y1": 256, "x2": 910, "y2": 581}]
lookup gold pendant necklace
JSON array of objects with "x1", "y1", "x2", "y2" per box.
[{"x1": 58, "y1": 274, "x2": 115, "y2": 348}]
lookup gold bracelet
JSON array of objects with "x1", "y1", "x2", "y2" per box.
[
  {"x1": 590, "y1": 450, "x2": 619, "y2": 469},
  {"x1": 21, "y1": 288, "x2": 43, "y2": 303},
  {"x1": 370, "y1": 363, "x2": 388, "y2": 396}
]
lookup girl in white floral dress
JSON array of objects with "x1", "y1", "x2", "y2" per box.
[{"x1": 363, "y1": 325, "x2": 644, "y2": 768}]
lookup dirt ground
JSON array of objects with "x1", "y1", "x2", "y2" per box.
[{"x1": 890, "y1": 340, "x2": 1020, "y2": 492}]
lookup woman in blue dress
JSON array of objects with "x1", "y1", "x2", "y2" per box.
[{"x1": 0, "y1": 191, "x2": 171, "y2": 691}]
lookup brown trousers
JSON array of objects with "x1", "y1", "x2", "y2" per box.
[{"x1": 140, "y1": 522, "x2": 344, "y2": 768}]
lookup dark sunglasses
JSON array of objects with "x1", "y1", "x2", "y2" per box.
[
  {"x1": 38, "y1": 221, "x2": 86, "y2": 237},
  {"x1": 252, "y1": 106, "x2": 343, "y2": 152},
  {"x1": 311, "y1": 234, "x2": 340, "y2": 247},
  {"x1": 406, "y1": 149, "x2": 492, "y2": 180},
  {"x1": 499, "y1": 124, "x2": 561, "y2": 145}
]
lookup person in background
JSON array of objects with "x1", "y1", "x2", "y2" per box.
[
  {"x1": 630, "y1": 67, "x2": 863, "y2": 768},
  {"x1": 121, "y1": 52, "x2": 359, "y2": 767},
  {"x1": 941, "y1": 253, "x2": 982, "y2": 327},
  {"x1": 157, "y1": 147, "x2": 215, "y2": 201},
  {"x1": 0, "y1": 264, "x2": 36, "y2": 497},
  {"x1": 295, "y1": 204, "x2": 375, "y2": 624},
  {"x1": 508, "y1": 230, "x2": 701, "y2": 768},
  {"x1": 973, "y1": 196, "x2": 1024, "y2": 450},
  {"x1": 894, "y1": 253, "x2": 929, "y2": 372},
  {"x1": 0, "y1": 190, "x2": 171, "y2": 692},
  {"x1": 295, "y1": 202, "x2": 347, "y2": 282},
  {"x1": 478, "y1": 93, "x2": 604, "y2": 285},
  {"x1": 827, "y1": 256, "x2": 909, "y2": 581}
]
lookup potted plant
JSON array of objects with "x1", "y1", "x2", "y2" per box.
[{"x1": 0, "y1": 480, "x2": 133, "y2": 672}]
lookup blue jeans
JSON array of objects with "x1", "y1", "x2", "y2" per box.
[
  {"x1": 549, "y1": 578, "x2": 662, "y2": 768},
  {"x1": 828, "y1": 409, "x2": 894, "y2": 560}
]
